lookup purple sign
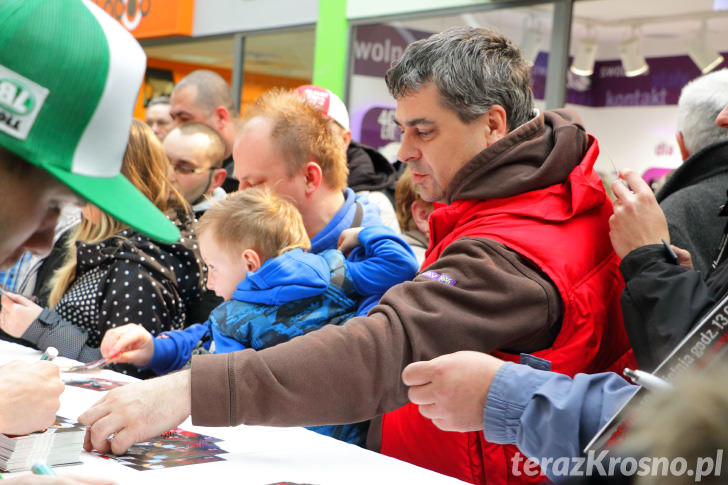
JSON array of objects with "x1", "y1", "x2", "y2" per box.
[
  {"x1": 531, "y1": 51, "x2": 728, "y2": 107},
  {"x1": 359, "y1": 106, "x2": 399, "y2": 149},
  {"x1": 353, "y1": 24, "x2": 432, "y2": 77}
]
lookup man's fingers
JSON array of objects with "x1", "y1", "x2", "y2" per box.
[
  {"x1": 621, "y1": 169, "x2": 652, "y2": 195},
  {"x1": 407, "y1": 382, "x2": 437, "y2": 406},
  {"x1": 109, "y1": 426, "x2": 139, "y2": 455},
  {"x1": 401, "y1": 361, "x2": 436, "y2": 386},
  {"x1": 78, "y1": 394, "x2": 110, "y2": 428},
  {"x1": 431, "y1": 418, "x2": 456, "y2": 432},
  {"x1": 87, "y1": 413, "x2": 126, "y2": 454},
  {"x1": 611, "y1": 176, "x2": 632, "y2": 201},
  {"x1": 416, "y1": 402, "x2": 440, "y2": 420}
]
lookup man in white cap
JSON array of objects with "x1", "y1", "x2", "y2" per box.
[
  {"x1": 0, "y1": 0, "x2": 178, "y2": 448},
  {"x1": 295, "y1": 85, "x2": 401, "y2": 234}
]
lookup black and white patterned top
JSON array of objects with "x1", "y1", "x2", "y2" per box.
[{"x1": 22, "y1": 213, "x2": 206, "y2": 364}]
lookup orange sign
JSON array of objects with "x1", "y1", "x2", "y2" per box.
[{"x1": 92, "y1": 0, "x2": 195, "y2": 39}]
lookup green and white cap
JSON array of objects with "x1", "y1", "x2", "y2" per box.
[{"x1": 0, "y1": 0, "x2": 179, "y2": 243}]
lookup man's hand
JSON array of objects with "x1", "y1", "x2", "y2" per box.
[
  {"x1": 609, "y1": 169, "x2": 670, "y2": 259},
  {"x1": 0, "y1": 293, "x2": 43, "y2": 338},
  {"x1": 100, "y1": 324, "x2": 154, "y2": 367},
  {"x1": 402, "y1": 351, "x2": 505, "y2": 432},
  {"x1": 673, "y1": 245, "x2": 693, "y2": 270},
  {"x1": 79, "y1": 370, "x2": 191, "y2": 455},
  {"x1": 0, "y1": 361, "x2": 63, "y2": 435},
  {"x1": 337, "y1": 227, "x2": 363, "y2": 257}
]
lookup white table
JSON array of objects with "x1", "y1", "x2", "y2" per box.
[{"x1": 0, "y1": 340, "x2": 468, "y2": 484}]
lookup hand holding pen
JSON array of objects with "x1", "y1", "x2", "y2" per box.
[
  {"x1": 0, "y1": 360, "x2": 64, "y2": 435},
  {"x1": 608, "y1": 169, "x2": 671, "y2": 259}
]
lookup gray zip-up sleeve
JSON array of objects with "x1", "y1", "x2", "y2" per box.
[{"x1": 22, "y1": 308, "x2": 101, "y2": 362}]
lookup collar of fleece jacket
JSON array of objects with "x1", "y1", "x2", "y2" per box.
[{"x1": 446, "y1": 108, "x2": 591, "y2": 204}]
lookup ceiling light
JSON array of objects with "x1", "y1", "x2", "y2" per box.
[
  {"x1": 687, "y1": 23, "x2": 724, "y2": 74},
  {"x1": 571, "y1": 38, "x2": 598, "y2": 76},
  {"x1": 619, "y1": 36, "x2": 649, "y2": 77}
]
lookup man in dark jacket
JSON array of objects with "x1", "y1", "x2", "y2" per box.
[
  {"x1": 658, "y1": 69, "x2": 728, "y2": 274},
  {"x1": 80, "y1": 28, "x2": 631, "y2": 484}
]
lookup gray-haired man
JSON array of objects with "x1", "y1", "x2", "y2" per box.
[
  {"x1": 80, "y1": 27, "x2": 631, "y2": 483},
  {"x1": 658, "y1": 69, "x2": 728, "y2": 274}
]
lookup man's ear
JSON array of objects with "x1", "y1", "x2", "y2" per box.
[
  {"x1": 214, "y1": 106, "x2": 231, "y2": 130},
  {"x1": 411, "y1": 200, "x2": 432, "y2": 235},
  {"x1": 209, "y1": 168, "x2": 227, "y2": 193},
  {"x1": 343, "y1": 130, "x2": 353, "y2": 149},
  {"x1": 484, "y1": 105, "x2": 508, "y2": 146},
  {"x1": 302, "y1": 161, "x2": 323, "y2": 195},
  {"x1": 676, "y1": 131, "x2": 690, "y2": 161},
  {"x1": 241, "y1": 248, "x2": 262, "y2": 273}
]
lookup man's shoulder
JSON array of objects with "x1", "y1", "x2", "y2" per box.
[{"x1": 660, "y1": 177, "x2": 726, "y2": 213}]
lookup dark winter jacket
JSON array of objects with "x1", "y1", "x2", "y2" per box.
[{"x1": 657, "y1": 139, "x2": 728, "y2": 274}]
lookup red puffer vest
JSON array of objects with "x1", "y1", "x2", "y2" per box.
[{"x1": 380, "y1": 137, "x2": 636, "y2": 484}]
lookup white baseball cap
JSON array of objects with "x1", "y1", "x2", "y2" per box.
[{"x1": 295, "y1": 84, "x2": 350, "y2": 131}]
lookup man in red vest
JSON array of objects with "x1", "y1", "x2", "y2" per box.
[{"x1": 81, "y1": 27, "x2": 633, "y2": 484}]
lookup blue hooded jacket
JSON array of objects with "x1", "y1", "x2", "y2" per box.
[{"x1": 144, "y1": 224, "x2": 417, "y2": 445}]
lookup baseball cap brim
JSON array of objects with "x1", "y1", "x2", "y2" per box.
[{"x1": 43, "y1": 163, "x2": 180, "y2": 244}]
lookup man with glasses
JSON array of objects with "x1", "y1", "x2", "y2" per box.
[{"x1": 163, "y1": 122, "x2": 227, "y2": 218}]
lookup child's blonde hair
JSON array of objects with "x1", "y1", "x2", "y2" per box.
[{"x1": 197, "y1": 187, "x2": 311, "y2": 261}]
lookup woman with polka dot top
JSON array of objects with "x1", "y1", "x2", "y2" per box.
[{"x1": 0, "y1": 120, "x2": 206, "y2": 368}]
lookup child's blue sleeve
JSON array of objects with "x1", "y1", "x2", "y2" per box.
[
  {"x1": 346, "y1": 225, "x2": 418, "y2": 297},
  {"x1": 211, "y1": 328, "x2": 248, "y2": 354},
  {"x1": 142, "y1": 322, "x2": 211, "y2": 375}
]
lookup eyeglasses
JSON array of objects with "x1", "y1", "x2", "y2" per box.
[{"x1": 170, "y1": 163, "x2": 216, "y2": 175}]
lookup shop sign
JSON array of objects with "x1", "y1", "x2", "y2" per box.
[{"x1": 91, "y1": 0, "x2": 195, "y2": 39}]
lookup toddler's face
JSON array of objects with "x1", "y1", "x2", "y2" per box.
[{"x1": 199, "y1": 231, "x2": 248, "y2": 300}]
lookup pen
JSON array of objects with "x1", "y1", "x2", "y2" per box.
[
  {"x1": 608, "y1": 157, "x2": 628, "y2": 187},
  {"x1": 661, "y1": 238, "x2": 679, "y2": 265},
  {"x1": 31, "y1": 461, "x2": 56, "y2": 476},
  {"x1": 40, "y1": 347, "x2": 58, "y2": 361},
  {"x1": 624, "y1": 368, "x2": 673, "y2": 392}
]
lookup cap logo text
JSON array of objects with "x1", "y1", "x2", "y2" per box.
[
  {"x1": 0, "y1": 65, "x2": 49, "y2": 141},
  {"x1": 0, "y1": 79, "x2": 35, "y2": 115}
]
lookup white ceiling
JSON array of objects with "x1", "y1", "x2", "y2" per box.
[{"x1": 141, "y1": 0, "x2": 728, "y2": 80}]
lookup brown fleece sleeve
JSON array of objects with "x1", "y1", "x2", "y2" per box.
[{"x1": 190, "y1": 237, "x2": 562, "y2": 428}]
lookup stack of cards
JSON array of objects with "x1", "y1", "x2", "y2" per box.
[{"x1": 0, "y1": 416, "x2": 85, "y2": 472}]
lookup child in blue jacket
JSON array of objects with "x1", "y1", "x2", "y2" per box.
[{"x1": 101, "y1": 187, "x2": 418, "y2": 445}]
